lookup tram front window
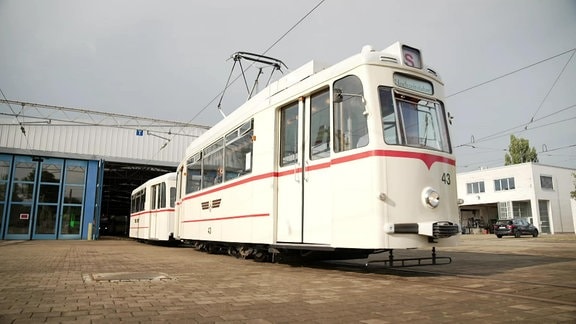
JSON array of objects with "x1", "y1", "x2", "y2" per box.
[{"x1": 379, "y1": 87, "x2": 450, "y2": 153}]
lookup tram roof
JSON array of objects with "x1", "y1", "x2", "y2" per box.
[{"x1": 182, "y1": 42, "x2": 442, "y2": 159}]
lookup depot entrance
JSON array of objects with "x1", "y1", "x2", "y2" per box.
[
  {"x1": 99, "y1": 161, "x2": 174, "y2": 237},
  {"x1": 0, "y1": 154, "x2": 175, "y2": 240}
]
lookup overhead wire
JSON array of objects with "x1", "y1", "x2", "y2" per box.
[
  {"x1": 526, "y1": 49, "x2": 575, "y2": 125},
  {"x1": 539, "y1": 143, "x2": 576, "y2": 154},
  {"x1": 260, "y1": 0, "x2": 326, "y2": 56},
  {"x1": 0, "y1": 88, "x2": 25, "y2": 134},
  {"x1": 446, "y1": 47, "x2": 576, "y2": 98},
  {"x1": 0, "y1": 88, "x2": 32, "y2": 150},
  {"x1": 154, "y1": 0, "x2": 326, "y2": 158},
  {"x1": 446, "y1": 47, "x2": 576, "y2": 170},
  {"x1": 455, "y1": 103, "x2": 576, "y2": 147},
  {"x1": 186, "y1": 0, "x2": 326, "y2": 125},
  {"x1": 140, "y1": 0, "x2": 327, "y2": 173},
  {"x1": 456, "y1": 119, "x2": 576, "y2": 169},
  {"x1": 458, "y1": 115, "x2": 576, "y2": 154}
]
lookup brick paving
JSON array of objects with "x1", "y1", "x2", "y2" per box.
[{"x1": 0, "y1": 234, "x2": 574, "y2": 323}]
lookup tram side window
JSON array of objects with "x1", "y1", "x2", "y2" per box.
[
  {"x1": 169, "y1": 187, "x2": 176, "y2": 208},
  {"x1": 176, "y1": 170, "x2": 182, "y2": 200},
  {"x1": 225, "y1": 120, "x2": 253, "y2": 179},
  {"x1": 203, "y1": 139, "x2": 224, "y2": 189},
  {"x1": 379, "y1": 87, "x2": 399, "y2": 145},
  {"x1": 280, "y1": 102, "x2": 299, "y2": 166},
  {"x1": 131, "y1": 193, "x2": 135, "y2": 213},
  {"x1": 186, "y1": 153, "x2": 202, "y2": 194},
  {"x1": 310, "y1": 89, "x2": 330, "y2": 160},
  {"x1": 333, "y1": 75, "x2": 367, "y2": 152},
  {"x1": 159, "y1": 182, "x2": 166, "y2": 208},
  {"x1": 131, "y1": 189, "x2": 145, "y2": 213},
  {"x1": 151, "y1": 185, "x2": 157, "y2": 210},
  {"x1": 139, "y1": 189, "x2": 146, "y2": 212}
]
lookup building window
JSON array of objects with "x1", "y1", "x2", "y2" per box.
[
  {"x1": 494, "y1": 177, "x2": 515, "y2": 191},
  {"x1": 540, "y1": 175, "x2": 553, "y2": 190},
  {"x1": 497, "y1": 201, "x2": 512, "y2": 219},
  {"x1": 466, "y1": 181, "x2": 485, "y2": 194}
]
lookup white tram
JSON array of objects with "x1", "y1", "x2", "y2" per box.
[
  {"x1": 130, "y1": 172, "x2": 177, "y2": 242},
  {"x1": 174, "y1": 42, "x2": 460, "y2": 260}
]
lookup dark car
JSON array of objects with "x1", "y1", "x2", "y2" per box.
[{"x1": 494, "y1": 218, "x2": 539, "y2": 238}]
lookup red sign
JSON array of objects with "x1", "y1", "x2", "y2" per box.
[{"x1": 19, "y1": 213, "x2": 29, "y2": 220}]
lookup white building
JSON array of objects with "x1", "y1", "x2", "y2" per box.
[{"x1": 457, "y1": 163, "x2": 576, "y2": 235}]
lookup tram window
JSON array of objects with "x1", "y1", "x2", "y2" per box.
[
  {"x1": 186, "y1": 153, "x2": 202, "y2": 194},
  {"x1": 225, "y1": 120, "x2": 254, "y2": 179},
  {"x1": 137, "y1": 189, "x2": 146, "y2": 212},
  {"x1": 381, "y1": 87, "x2": 451, "y2": 153},
  {"x1": 379, "y1": 87, "x2": 399, "y2": 145},
  {"x1": 169, "y1": 187, "x2": 176, "y2": 208},
  {"x1": 133, "y1": 192, "x2": 139, "y2": 212},
  {"x1": 159, "y1": 182, "x2": 166, "y2": 208},
  {"x1": 151, "y1": 185, "x2": 157, "y2": 210},
  {"x1": 132, "y1": 191, "x2": 138, "y2": 212},
  {"x1": 139, "y1": 191, "x2": 144, "y2": 211},
  {"x1": 333, "y1": 75, "x2": 367, "y2": 152},
  {"x1": 203, "y1": 139, "x2": 224, "y2": 188},
  {"x1": 280, "y1": 102, "x2": 299, "y2": 166},
  {"x1": 310, "y1": 89, "x2": 330, "y2": 160},
  {"x1": 396, "y1": 94, "x2": 450, "y2": 152},
  {"x1": 131, "y1": 190, "x2": 143, "y2": 213}
]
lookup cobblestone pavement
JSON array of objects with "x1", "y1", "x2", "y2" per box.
[{"x1": 0, "y1": 234, "x2": 575, "y2": 323}]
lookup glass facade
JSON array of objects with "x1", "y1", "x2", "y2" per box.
[{"x1": 0, "y1": 154, "x2": 97, "y2": 240}]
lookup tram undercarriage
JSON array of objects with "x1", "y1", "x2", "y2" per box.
[
  {"x1": 183, "y1": 240, "x2": 452, "y2": 267},
  {"x1": 365, "y1": 247, "x2": 452, "y2": 268}
]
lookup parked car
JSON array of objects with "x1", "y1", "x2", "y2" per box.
[{"x1": 494, "y1": 218, "x2": 539, "y2": 238}]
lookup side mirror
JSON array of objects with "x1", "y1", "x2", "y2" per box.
[
  {"x1": 448, "y1": 112, "x2": 454, "y2": 125},
  {"x1": 333, "y1": 88, "x2": 366, "y2": 105},
  {"x1": 333, "y1": 88, "x2": 344, "y2": 103}
]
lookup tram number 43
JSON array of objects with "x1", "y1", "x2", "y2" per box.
[{"x1": 441, "y1": 173, "x2": 451, "y2": 185}]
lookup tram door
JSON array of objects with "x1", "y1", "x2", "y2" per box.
[
  {"x1": 277, "y1": 89, "x2": 332, "y2": 244},
  {"x1": 149, "y1": 184, "x2": 158, "y2": 240},
  {"x1": 174, "y1": 168, "x2": 184, "y2": 240}
]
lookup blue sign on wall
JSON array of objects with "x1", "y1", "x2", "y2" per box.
[{"x1": 136, "y1": 129, "x2": 144, "y2": 136}]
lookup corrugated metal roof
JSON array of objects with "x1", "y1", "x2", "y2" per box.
[
  {"x1": 0, "y1": 124, "x2": 207, "y2": 165},
  {"x1": 0, "y1": 100, "x2": 209, "y2": 165}
]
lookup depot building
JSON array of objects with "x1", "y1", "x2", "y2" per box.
[{"x1": 0, "y1": 101, "x2": 208, "y2": 240}]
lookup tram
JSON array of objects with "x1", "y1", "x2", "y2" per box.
[
  {"x1": 129, "y1": 172, "x2": 177, "y2": 242},
  {"x1": 173, "y1": 42, "x2": 460, "y2": 261}
]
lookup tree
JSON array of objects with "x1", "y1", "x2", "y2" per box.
[{"x1": 504, "y1": 135, "x2": 538, "y2": 165}]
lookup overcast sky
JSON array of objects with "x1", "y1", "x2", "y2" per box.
[{"x1": 1, "y1": 0, "x2": 575, "y2": 172}]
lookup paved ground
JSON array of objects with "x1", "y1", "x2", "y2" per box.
[{"x1": 0, "y1": 234, "x2": 575, "y2": 323}]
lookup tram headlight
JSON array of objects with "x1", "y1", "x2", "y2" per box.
[{"x1": 423, "y1": 187, "x2": 440, "y2": 208}]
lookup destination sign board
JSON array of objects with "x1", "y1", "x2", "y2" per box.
[{"x1": 393, "y1": 74, "x2": 433, "y2": 95}]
